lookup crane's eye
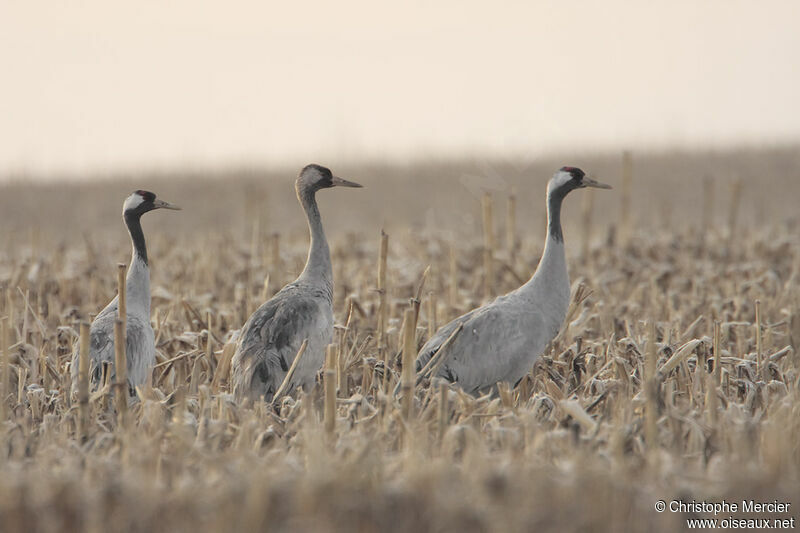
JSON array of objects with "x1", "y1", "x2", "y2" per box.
[{"x1": 566, "y1": 168, "x2": 585, "y2": 181}]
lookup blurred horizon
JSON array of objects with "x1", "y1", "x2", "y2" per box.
[
  {"x1": 1, "y1": 142, "x2": 798, "y2": 185},
  {"x1": 2, "y1": 1, "x2": 799, "y2": 178}
]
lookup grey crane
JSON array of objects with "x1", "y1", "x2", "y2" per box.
[
  {"x1": 232, "y1": 164, "x2": 362, "y2": 402},
  {"x1": 413, "y1": 167, "x2": 611, "y2": 394},
  {"x1": 71, "y1": 190, "x2": 180, "y2": 394}
]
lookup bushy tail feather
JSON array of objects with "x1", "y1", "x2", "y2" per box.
[{"x1": 233, "y1": 355, "x2": 274, "y2": 402}]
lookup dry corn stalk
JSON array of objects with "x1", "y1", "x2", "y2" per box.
[
  {"x1": 113, "y1": 319, "x2": 128, "y2": 422},
  {"x1": 482, "y1": 193, "x2": 494, "y2": 300},
  {"x1": 324, "y1": 344, "x2": 336, "y2": 436},
  {"x1": 401, "y1": 308, "x2": 417, "y2": 419}
]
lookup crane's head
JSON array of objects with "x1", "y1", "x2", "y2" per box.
[
  {"x1": 296, "y1": 164, "x2": 362, "y2": 195},
  {"x1": 548, "y1": 167, "x2": 612, "y2": 198},
  {"x1": 122, "y1": 190, "x2": 182, "y2": 218}
]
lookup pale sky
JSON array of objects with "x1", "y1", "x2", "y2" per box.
[{"x1": 1, "y1": 1, "x2": 799, "y2": 176}]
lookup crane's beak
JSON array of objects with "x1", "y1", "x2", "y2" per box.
[
  {"x1": 331, "y1": 176, "x2": 363, "y2": 188},
  {"x1": 582, "y1": 177, "x2": 612, "y2": 189},
  {"x1": 153, "y1": 199, "x2": 182, "y2": 210}
]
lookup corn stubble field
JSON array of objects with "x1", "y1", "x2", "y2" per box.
[{"x1": 0, "y1": 148, "x2": 799, "y2": 532}]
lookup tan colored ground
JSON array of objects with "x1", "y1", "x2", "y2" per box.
[{"x1": 0, "y1": 147, "x2": 798, "y2": 532}]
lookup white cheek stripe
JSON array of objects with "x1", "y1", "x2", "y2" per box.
[
  {"x1": 551, "y1": 172, "x2": 572, "y2": 190},
  {"x1": 123, "y1": 193, "x2": 146, "y2": 212}
]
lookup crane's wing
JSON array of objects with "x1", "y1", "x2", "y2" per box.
[
  {"x1": 70, "y1": 298, "x2": 153, "y2": 394},
  {"x1": 417, "y1": 299, "x2": 548, "y2": 394},
  {"x1": 415, "y1": 307, "x2": 478, "y2": 373},
  {"x1": 232, "y1": 287, "x2": 321, "y2": 401},
  {"x1": 123, "y1": 316, "x2": 154, "y2": 388},
  {"x1": 70, "y1": 300, "x2": 116, "y2": 387}
]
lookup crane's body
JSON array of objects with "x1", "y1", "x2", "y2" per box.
[
  {"x1": 233, "y1": 282, "x2": 333, "y2": 397},
  {"x1": 71, "y1": 190, "x2": 180, "y2": 394},
  {"x1": 415, "y1": 167, "x2": 611, "y2": 394},
  {"x1": 232, "y1": 164, "x2": 361, "y2": 402},
  {"x1": 83, "y1": 262, "x2": 155, "y2": 389}
]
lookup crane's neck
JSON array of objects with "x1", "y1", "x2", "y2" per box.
[
  {"x1": 123, "y1": 212, "x2": 151, "y2": 317},
  {"x1": 296, "y1": 186, "x2": 333, "y2": 289},
  {"x1": 518, "y1": 186, "x2": 570, "y2": 316}
]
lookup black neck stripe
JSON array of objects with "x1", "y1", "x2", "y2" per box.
[
  {"x1": 547, "y1": 189, "x2": 565, "y2": 242},
  {"x1": 124, "y1": 212, "x2": 148, "y2": 265}
]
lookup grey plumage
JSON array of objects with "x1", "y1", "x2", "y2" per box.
[
  {"x1": 232, "y1": 164, "x2": 362, "y2": 402},
  {"x1": 71, "y1": 190, "x2": 180, "y2": 395},
  {"x1": 415, "y1": 167, "x2": 611, "y2": 394},
  {"x1": 79, "y1": 299, "x2": 154, "y2": 389},
  {"x1": 233, "y1": 284, "x2": 331, "y2": 400}
]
